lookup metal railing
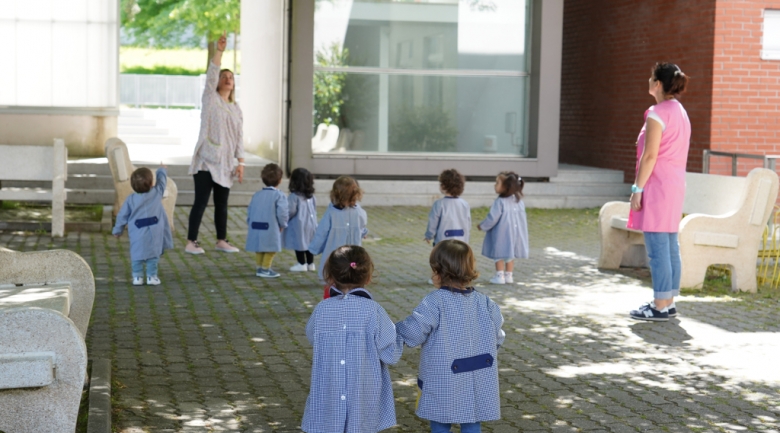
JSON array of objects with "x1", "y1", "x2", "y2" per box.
[
  {"x1": 702, "y1": 150, "x2": 780, "y2": 175},
  {"x1": 119, "y1": 74, "x2": 241, "y2": 108}
]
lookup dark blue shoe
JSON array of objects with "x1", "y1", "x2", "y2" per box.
[
  {"x1": 630, "y1": 302, "x2": 669, "y2": 322},
  {"x1": 668, "y1": 305, "x2": 678, "y2": 318},
  {"x1": 256, "y1": 268, "x2": 281, "y2": 278}
]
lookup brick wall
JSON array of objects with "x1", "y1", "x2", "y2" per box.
[
  {"x1": 559, "y1": 0, "x2": 717, "y2": 181},
  {"x1": 709, "y1": 0, "x2": 780, "y2": 176}
]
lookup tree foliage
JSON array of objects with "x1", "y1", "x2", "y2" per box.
[
  {"x1": 121, "y1": 0, "x2": 240, "y2": 48},
  {"x1": 389, "y1": 107, "x2": 457, "y2": 153},
  {"x1": 313, "y1": 43, "x2": 349, "y2": 128}
]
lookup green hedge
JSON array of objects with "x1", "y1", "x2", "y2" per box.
[{"x1": 121, "y1": 65, "x2": 205, "y2": 76}]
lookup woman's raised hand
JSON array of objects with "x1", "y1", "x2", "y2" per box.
[{"x1": 217, "y1": 32, "x2": 227, "y2": 52}]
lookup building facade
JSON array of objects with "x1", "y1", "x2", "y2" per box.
[{"x1": 560, "y1": 0, "x2": 780, "y2": 180}]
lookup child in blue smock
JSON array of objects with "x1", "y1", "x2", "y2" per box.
[
  {"x1": 309, "y1": 176, "x2": 368, "y2": 283},
  {"x1": 246, "y1": 163, "x2": 288, "y2": 278},
  {"x1": 478, "y1": 171, "x2": 529, "y2": 285},
  {"x1": 283, "y1": 168, "x2": 318, "y2": 272},
  {"x1": 112, "y1": 166, "x2": 173, "y2": 286},
  {"x1": 424, "y1": 169, "x2": 471, "y2": 245},
  {"x1": 302, "y1": 245, "x2": 403, "y2": 433},
  {"x1": 396, "y1": 240, "x2": 505, "y2": 433}
]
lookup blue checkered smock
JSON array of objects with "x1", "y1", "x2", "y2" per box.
[
  {"x1": 396, "y1": 288, "x2": 505, "y2": 424},
  {"x1": 302, "y1": 288, "x2": 404, "y2": 433},
  {"x1": 479, "y1": 196, "x2": 529, "y2": 260},
  {"x1": 424, "y1": 197, "x2": 471, "y2": 245}
]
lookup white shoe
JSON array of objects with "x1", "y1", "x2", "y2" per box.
[
  {"x1": 215, "y1": 240, "x2": 239, "y2": 253},
  {"x1": 289, "y1": 263, "x2": 308, "y2": 272},
  {"x1": 308, "y1": 263, "x2": 316, "y2": 272},
  {"x1": 147, "y1": 276, "x2": 161, "y2": 286},
  {"x1": 185, "y1": 240, "x2": 205, "y2": 255},
  {"x1": 504, "y1": 272, "x2": 514, "y2": 284},
  {"x1": 489, "y1": 272, "x2": 506, "y2": 285},
  {"x1": 132, "y1": 277, "x2": 144, "y2": 286}
]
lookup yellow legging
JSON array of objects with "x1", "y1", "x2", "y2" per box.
[{"x1": 255, "y1": 252, "x2": 276, "y2": 269}]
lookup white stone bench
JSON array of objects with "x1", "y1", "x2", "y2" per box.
[
  {"x1": 0, "y1": 139, "x2": 68, "y2": 237},
  {"x1": 105, "y1": 137, "x2": 178, "y2": 231},
  {"x1": 598, "y1": 168, "x2": 779, "y2": 292},
  {"x1": 0, "y1": 247, "x2": 95, "y2": 433}
]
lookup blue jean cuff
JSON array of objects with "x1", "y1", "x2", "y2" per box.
[{"x1": 654, "y1": 291, "x2": 674, "y2": 300}]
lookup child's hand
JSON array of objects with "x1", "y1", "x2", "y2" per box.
[
  {"x1": 477, "y1": 225, "x2": 482, "y2": 231},
  {"x1": 113, "y1": 233, "x2": 121, "y2": 238},
  {"x1": 424, "y1": 238, "x2": 431, "y2": 244},
  {"x1": 160, "y1": 161, "x2": 167, "y2": 169},
  {"x1": 279, "y1": 227, "x2": 284, "y2": 233}
]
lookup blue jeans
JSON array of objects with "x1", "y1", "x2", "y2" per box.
[
  {"x1": 644, "y1": 232, "x2": 681, "y2": 300},
  {"x1": 131, "y1": 257, "x2": 159, "y2": 278},
  {"x1": 430, "y1": 421, "x2": 481, "y2": 433}
]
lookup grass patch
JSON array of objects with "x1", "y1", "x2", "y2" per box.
[
  {"x1": 0, "y1": 202, "x2": 102, "y2": 222},
  {"x1": 120, "y1": 47, "x2": 241, "y2": 75},
  {"x1": 682, "y1": 265, "x2": 780, "y2": 301}
]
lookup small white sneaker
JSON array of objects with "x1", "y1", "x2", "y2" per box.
[
  {"x1": 308, "y1": 263, "x2": 316, "y2": 272},
  {"x1": 132, "y1": 277, "x2": 144, "y2": 286},
  {"x1": 289, "y1": 263, "x2": 308, "y2": 272},
  {"x1": 504, "y1": 272, "x2": 514, "y2": 284},
  {"x1": 489, "y1": 272, "x2": 506, "y2": 285},
  {"x1": 215, "y1": 240, "x2": 239, "y2": 253},
  {"x1": 147, "y1": 276, "x2": 161, "y2": 286},
  {"x1": 185, "y1": 240, "x2": 205, "y2": 255}
]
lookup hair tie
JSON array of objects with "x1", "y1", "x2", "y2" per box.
[{"x1": 350, "y1": 262, "x2": 357, "y2": 269}]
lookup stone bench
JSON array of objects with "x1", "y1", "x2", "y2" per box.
[
  {"x1": 0, "y1": 247, "x2": 95, "y2": 433},
  {"x1": 598, "y1": 168, "x2": 779, "y2": 292},
  {"x1": 0, "y1": 139, "x2": 68, "y2": 237},
  {"x1": 105, "y1": 137, "x2": 178, "y2": 231}
]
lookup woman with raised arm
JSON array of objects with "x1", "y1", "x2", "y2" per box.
[
  {"x1": 627, "y1": 62, "x2": 691, "y2": 322},
  {"x1": 185, "y1": 32, "x2": 245, "y2": 255}
]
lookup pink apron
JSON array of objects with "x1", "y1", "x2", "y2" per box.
[{"x1": 627, "y1": 99, "x2": 691, "y2": 233}]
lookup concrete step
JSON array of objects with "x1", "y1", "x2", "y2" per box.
[
  {"x1": 552, "y1": 164, "x2": 625, "y2": 184},
  {"x1": 121, "y1": 136, "x2": 181, "y2": 145},
  {"x1": 118, "y1": 126, "x2": 169, "y2": 136},
  {"x1": 118, "y1": 117, "x2": 156, "y2": 127},
  {"x1": 119, "y1": 110, "x2": 145, "y2": 118}
]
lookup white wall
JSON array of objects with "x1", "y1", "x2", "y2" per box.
[
  {"x1": 240, "y1": 0, "x2": 285, "y2": 162},
  {"x1": 0, "y1": 0, "x2": 118, "y2": 108}
]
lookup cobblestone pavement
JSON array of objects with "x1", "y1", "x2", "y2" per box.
[{"x1": 2, "y1": 206, "x2": 780, "y2": 433}]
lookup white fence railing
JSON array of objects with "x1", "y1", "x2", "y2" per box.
[{"x1": 120, "y1": 74, "x2": 241, "y2": 108}]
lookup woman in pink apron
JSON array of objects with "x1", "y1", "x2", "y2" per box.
[{"x1": 627, "y1": 63, "x2": 691, "y2": 322}]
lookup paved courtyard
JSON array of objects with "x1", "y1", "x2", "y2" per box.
[{"x1": 2, "y1": 206, "x2": 780, "y2": 433}]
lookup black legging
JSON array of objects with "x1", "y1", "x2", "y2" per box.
[
  {"x1": 188, "y1": 171, "x2": 230, "y2": 241},
  {"x1": 295, "y1": 250, "x2": 314, "y2": 265}
]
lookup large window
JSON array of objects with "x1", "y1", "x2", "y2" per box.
[
  {"x1": 0, "y1": 0, "x2": 118, "y2": 108},
  {"x1": 763, "y1": 10, "x2": 780, "y2": 60},
  {"x1": 312, "y1": 0, "x2": 532, "y2": 156}
]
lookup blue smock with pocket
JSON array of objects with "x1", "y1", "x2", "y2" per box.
[
  {"x1": 245, "y1": 187, "x2": 289, "y2": 253},
  {"x1": 424, "y1": 196, "x2": 471, "y2": 244},
  {"x1": 112, "y1": 167, "x2": 173, "y2": 261},
  {"x1": 479, "y1": 196, "x2": 529, "y2": 260},
  {"x1": 283, "y1": 192, "x2": 318, "y2": 251},
  {"x1": 309, "y1": 203, "x2": 368, "y2": 279}
]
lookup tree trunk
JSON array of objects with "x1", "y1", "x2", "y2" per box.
[{"x1": 206, "y1": 39, "x2": 217, "y2": 70}]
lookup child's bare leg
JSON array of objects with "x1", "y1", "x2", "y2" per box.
[
  {"x1": 506, "y1": 260, "x2": 514, "y2": 273},
  {"x1": 495, "y1": 260, "x2": 506, "y2": 272}
]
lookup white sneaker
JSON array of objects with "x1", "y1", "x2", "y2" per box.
[
  {"x1": 289, "y1": 263, "x2": 308, "y2": 272},
  {"x1": 132, "y1": 277, "x2": 144, "y2": 286},
  {"x1": 308, "y1": 263, "x2": 316, "y2": 272},
  {"x1": 147, "y1": 276, "x2": 161, "y2": 286},
  {"x1": 489, "y1": 272, "x2": 506, "y2": 285},
  {"x1": 215, "y1": 240, "x2": 239, "y2": 253},
  {"x1": 504, "y1": 272, "x2": 514, "y2": 284},
  {"x1": 185, "y1": 240, "x2": 205, "y2": 255}
]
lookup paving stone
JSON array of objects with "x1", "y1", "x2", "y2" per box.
[{"x1": 4, "y1": 206, "x2": 779, "y2": 432}]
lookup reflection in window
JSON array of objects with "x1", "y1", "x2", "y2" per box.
[{"x1": 313, "y1": 0, "x2": 531, "y2": 156}]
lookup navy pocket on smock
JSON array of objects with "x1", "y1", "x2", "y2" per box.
[
  {"x1": 251, "y1": 222, "x2": 270, "y2": 230},
  {"x1": 135, "y1": 216, "x2": 159, "y2": 228},
  {"x1": 450, "y1": 353, "x2": 494, "y2": 373},
  {"x1": 444, "y1": 229, "x2": 465, "y2": 237}
]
